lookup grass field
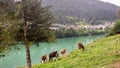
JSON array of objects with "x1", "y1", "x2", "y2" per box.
[{"x1": 19, "y1": 35, "x2": 120, "y2": 68}]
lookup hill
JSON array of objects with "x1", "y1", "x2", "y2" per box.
[
  {"x1": 42, "y1": 0, "x2": 120, "y2": 24},
  {"x1": 26, "y1": 35, "x2": 120, "y2": 68}
]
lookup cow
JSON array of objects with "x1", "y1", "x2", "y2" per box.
[
  {"x1": 41, "y1": 55, "x2": 47, "y2": 63},
  {"x1": 78, "y1": 42, "x2": 84, "y2": 49},
  {"x1": 61, "y1": 48, "x2": 66, "y2": 55},
  {"x1": 49, "y1": 50, "x2": 58, "y2": 61}
]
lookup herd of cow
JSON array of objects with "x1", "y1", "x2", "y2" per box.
[{"x1": 41, "y1": 42, "x2": 84, "y2": 63}]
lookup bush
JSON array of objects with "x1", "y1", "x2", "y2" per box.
[{"x1": 107, "y1": 19, "x2": 120, "y2": 36}]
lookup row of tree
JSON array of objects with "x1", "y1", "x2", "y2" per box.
[
  {"x1": 0, "y1": 0, "x2": 55, "y2": 68},
  {"x1": 55, "y1": 28, "x2": 107, "y2": 38}
]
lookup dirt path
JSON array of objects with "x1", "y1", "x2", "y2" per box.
[
  {"x1": 108, "y1": 62, "x2": 120, "y2": 68},
  {"x1": 102, "y1": 62, "x2": 120, "y2": 68}
]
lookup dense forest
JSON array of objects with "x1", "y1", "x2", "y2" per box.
[{"x1": 42, "y1": 0, "x2": 120, "y2": 24}]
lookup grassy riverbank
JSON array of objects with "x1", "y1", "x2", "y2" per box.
[{"x1": 19, "y1": 35, "x2": 120, "y2": 68}]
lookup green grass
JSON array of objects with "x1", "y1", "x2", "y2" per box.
[{"x1": 19, "y1": 35, "x2": 120, "y2": 68}]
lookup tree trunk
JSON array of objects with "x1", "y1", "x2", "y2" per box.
[
  {"x1": 24, "y1": 24, "x2": 32, "y2": 68},
  {"x1": 25, "y1": 43, "x2": 32, "y2": 68},
  {"x1": 24, "y1": 21, "x2": 32, "y2": 68},
  {"x1": 23, "y1": 14, "x2": 32, "y2": 68},
  {"x1": 22, "y1": 0, "x2": 32, "y2": 68}
]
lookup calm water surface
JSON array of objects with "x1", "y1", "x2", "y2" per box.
[{"x1": 0, "y1": 35, "x2": 104, "y2": 68}]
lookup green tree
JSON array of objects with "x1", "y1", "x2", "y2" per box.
[
  {"x1": 0, "y1": 0, "x2": 55, "y2": 68},
  {"x1": 0, "y1": 0, "x2": 18, "y2": 54},
  {"x1": 107, "y1": 19, "x2": 120, "y2": 36},
  {"x1": 118, "y1": 10, "x2": 120, "y2": 19},
  {"x1": 16, "y1": 0, "x2": 55, "y2": 68}
]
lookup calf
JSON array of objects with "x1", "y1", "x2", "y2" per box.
[
  {"x1": 78, "y1": 42, "x2": 84, "y2": 49},
  {"x1": 41, "y1": 55, "x2": 47, "y2": 63},
  {"x1": 61, "y1": 48, "x2": 66, "y2": 55}
]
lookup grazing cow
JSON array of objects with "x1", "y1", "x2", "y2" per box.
[
  {"x1": 49, "y1": 50, "x2": 58, "y2": 61},
  {"x1": 61, "y1": 48, "x2": 66, "y2": 55},
  {"x1": 78, "y1": 42, "x2": 84, "y2": 49},
  {"x1": 41, "y1": 55, "x2": 47, "y2": 63}
]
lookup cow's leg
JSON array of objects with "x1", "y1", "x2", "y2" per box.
[{"x1": 49, "y1": 57, "x2": 52, "y2": 61}]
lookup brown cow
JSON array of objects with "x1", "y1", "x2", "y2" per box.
[
  {"x1": 41, "y1": 55, "x2": 47, "y2": 63},
  {"x1": 78, "y1": 42, "x2": 84, "y2": 49},
  {"x1": 49, "y1": 50, "x2": 58, "y2": 61},
  {"x1": 61, "y1": 48, "x2": 66, "y2": 55}
]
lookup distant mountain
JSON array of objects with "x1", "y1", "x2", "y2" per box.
[{"x1": 42, "y1": 0, "x2": 120, "y2": 24}]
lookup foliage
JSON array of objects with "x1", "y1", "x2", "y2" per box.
[
  {"x1": 0, "y1": 0, "x2": 18, "y2": 53},
  {"x1": 15, "y1": 0, "x2": 56, "y2": 68},
  {"x1": 15, "y1": 0, "x2": 55, "y2": 43},
  {"x1": 118, "y1": 10, "x2": 120, "y2": 19},
  {"x1": 0, "y1": 0, "x2": 55, "y2": 50},
  {"x1": 55, "y1": 28, "x2": 106, "y2": 38},
  {"x1": 107, "y1": 19, "x2": 120, "y2": 36},
  {"x1": 0, "y1": 1, "x2": 56, "y2": 64}
]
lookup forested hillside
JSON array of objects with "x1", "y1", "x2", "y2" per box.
[{"x1": 42, "y1": 0, "x2": 120, "y2": 24}]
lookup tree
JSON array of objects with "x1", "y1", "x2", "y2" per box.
[
  {"x1": 16, "y1": 0, "x2": 55, "y2": 68},
  {"x1": 118, "y1": 10, "x2": 120, "y2": 19},
  {"x1": 0, "y1": 0, "x2": 18, "y2": 54},
  {"x1": 0, "y1": 0, "x2": 55, "y2": 68},
  {"x1": 107, "y1": 19, "x2": 120, "y2": 36}
]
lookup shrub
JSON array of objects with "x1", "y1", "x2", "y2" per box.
[{"x1": 107, "y1": 19, "x2": 120, "y2": 36}]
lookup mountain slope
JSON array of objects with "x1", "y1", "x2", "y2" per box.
[{"x1": 42, "y1": 0, "x2": 120, "y2": 24}]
